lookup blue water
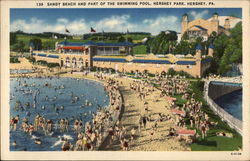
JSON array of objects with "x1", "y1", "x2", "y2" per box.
[
  {"x1": 215, "y1": 90, "x2": 242, "y2": 121},
  {"x1": 10, "y1": 77, "x2": 109, "y2": 151}
]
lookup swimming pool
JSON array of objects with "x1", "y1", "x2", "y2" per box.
[
  {"x1": 215, "y1": 89, "x2": 242, "y2": 121},
  {"x1": 10, "y1": 77, "x2": 109, "y2": 151}
]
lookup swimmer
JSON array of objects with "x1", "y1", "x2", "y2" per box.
[
  {"x1": 12, "y1": 141, "x2": 17, "y2": 147},
  {"x1": 44, "y1": 95, "x2": 49, "y2": 101},
  {"x1": 41, "y1": 105, "x2": 46, "y2": 110},
  {"x1": 60, "y1": 105, "x2": 64, "y2": 110},
  {"x1": 34, "y1": 138, "x2": 42, "y2": 144}
]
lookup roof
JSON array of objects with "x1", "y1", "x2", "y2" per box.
[
  {"x1": 92, "y1": 57, "x2": 128, "y2": 62},
  {"x1": 132, "y1": 59, "x2": 172, "y2": 64},
  {"x1": 92, "y1": 56, "x2": 197, "y2": 65},
  {"x1": 58, "y1": 41, "x2": 134, "y2": 47},
  {"x1": 62, "y1": 46, "x2": 87, "y2": 50},
  {"x1": 194, "y1": 25, "x2": 208, "y2": 31},
  {"x1": 207, "y1": 16, "x2": 242, "y2": 28},
  {"x1": 58, "y1": 41, "x2": 84, "y2": 46},
  {"x1": 37, "y1": 53, "x2": 47, "y2": 57},
  {"x1": 47, "y1": 55, "x2": 59, "y2": 59},
  {"x1": 176, "y1": 61, "x2": 196, "y2": 65}
]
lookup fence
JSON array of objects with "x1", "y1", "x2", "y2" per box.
[{"x1": 204, "y1": 81, "x2": 242, "y2": 135}]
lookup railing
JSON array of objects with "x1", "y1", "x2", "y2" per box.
[{"x1": 204, "y1": 81, "x2": 242, "y2": 135}]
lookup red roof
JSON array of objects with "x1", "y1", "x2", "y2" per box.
[{"x1": 62, "y1": 46, "x2": 86, "y2": 50}]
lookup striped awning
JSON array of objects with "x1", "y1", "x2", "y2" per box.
[{"x1": 62, "y1": 46, "x2": 87, "y2": 50}]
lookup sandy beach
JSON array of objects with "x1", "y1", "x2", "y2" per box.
[{"x1": 59, "y1": 72, "x2": 190, "y2": 151}]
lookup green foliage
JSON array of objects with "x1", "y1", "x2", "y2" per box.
[
  {"x1": 127, "y1": 37, "x2": 133, "y2": 43},
  {"x1": 26, "y1": 56, "x2": 36, "y2": 63},
  {"x1": 202, "y1": 59, "x2": 219, "y2": 77},
  {"x1": 174, "y1": 32, "x2": 206, "y2": 55},
  {"x1": 166, "y1": 68, "x2": 193, "y2": 78},
  {"x1": 47, "y1": 63, "x2": 60, "y2": 68},
  {"x1": 12, "y1": 40, "x2": 26, "y2": 53},
  {"x1": 133, "y1": 45, "x2": 147, "y2": 55},
  {"x1": 117, "y1": 36, "x2": 126, "y2": 42},
  {"x1": 212, "y1": 22, "x2": 242, "y2": 75},
  {"x1": 37, "y1": 60, "x2": 48, "y2": 65},
  {"x1": 10, "y1": 32, "x2": 17, "y2": 45},
  {"x1": 10, "y1": 57, "x2": 20, "y2": 63},
  {"x1": 147, "y1": 31, "x2": 177, "y2": 54},
  {"x1": 36, "y1": 60, "x2": 59, "y2": 68}
]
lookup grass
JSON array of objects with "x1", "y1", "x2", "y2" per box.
[
  {"x1": 127, "y1": 34, "x2": 148, "y2": 40},
  {"x1": 172, "y1": 94, "x2": 187, "y2": 106},
  {"x1": 173, "y1": 80, "x2": 242, "y2": 151}
]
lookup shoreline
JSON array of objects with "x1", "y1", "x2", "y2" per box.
[{"x1": 10, "y1": 70, "x2": 190, "y2": 151}]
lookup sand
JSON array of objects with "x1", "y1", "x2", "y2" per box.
[
  {"x1": 60, "y1": 73, "x2": 190, "y2": 151},
  {"x1": 10, "y1": 58, "x2": 35, "y2": 70}
]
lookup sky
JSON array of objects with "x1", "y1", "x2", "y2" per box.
[{"x1": 10, "y1": 8, "x2": 242, "y2": 35}]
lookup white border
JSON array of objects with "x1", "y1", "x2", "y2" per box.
[{"x1": 1, "y1": 0, "x2": 250, "y2": 160}]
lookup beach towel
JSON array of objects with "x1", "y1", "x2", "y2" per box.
[{"x1": 177, "y1": 129, "x2": 196, "y2": 136}]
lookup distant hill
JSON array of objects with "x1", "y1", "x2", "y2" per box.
[{"x1": 10, "y1": 31, "x2": 151, "y2": 52}]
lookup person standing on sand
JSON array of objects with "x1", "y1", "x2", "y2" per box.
[
  {"x1": 138, "y1": 115, "x2": 143, "y2": 132},
  {"x1": 142, "y1": 116, "x2": 147, "y2": 129},
  {"x1": 130, "y1": 127, "x2": 136, "y2": 140},
  {"x1": 108, "y1": 126, "x2": 114, "y2": 145},
  {"x1": 121, "y1": 138, "x2": 129, "y2": 151},
  {"x1": 149, "y1": 128, "x2": 155, "y2": 141}
]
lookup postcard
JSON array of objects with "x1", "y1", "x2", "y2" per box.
[{"x1": 1, "y1": 0, "x2": 250, "y2": 160}]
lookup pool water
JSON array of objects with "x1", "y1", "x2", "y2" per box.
[
  {"x1": 10, "y1": 77, "x2": 109, "y2": 151},
  {"x1": 215, "y1": 89, "x2": 242, "y2": 121}
]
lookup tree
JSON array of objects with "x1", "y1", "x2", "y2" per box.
[
  {"x1": 214, "y1": 22, "x2": 242, "y2": 75},
  {"x1": 29, "y1": 38, "x2": 42, "y2": 50},
  {"x1": 117, "y1": 36, "x2": 126, "y2": 42},
  {"x1": 13, "y1": 40, "x2": 25, "y2": 54},
  {"x1": 147, "y1": 31, "x2": 177, "y2": 54},
  {"x1": 127, "y1": 37, "x2": 133, "y2": 43},
  {"x1": 10, "y1": 32, "x2": 17, "y2": 45}
]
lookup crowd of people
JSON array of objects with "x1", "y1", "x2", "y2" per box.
[
  {"x1": 10, "y1": 72, "x2": 126, "y2": 151},
  {"x1": 10, "y1": 67, "x2": 223, "y2": 151}
]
